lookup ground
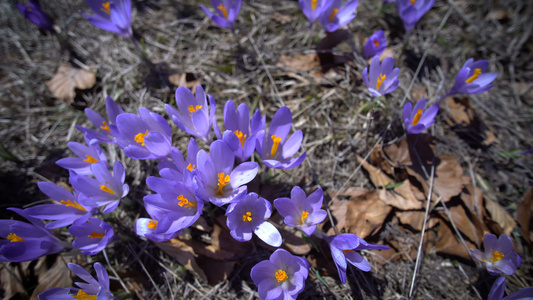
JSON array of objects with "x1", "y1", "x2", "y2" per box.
[{"x1": 0, "y1": 0, "x2": 532, "y2": 299}]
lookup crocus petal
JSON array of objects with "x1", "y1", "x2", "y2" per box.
[{"x1": 254, "y1": 221, "x2": 282, "y2": 247}]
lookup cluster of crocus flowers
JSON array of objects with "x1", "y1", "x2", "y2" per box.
[
  {"x1": 201, "y1": 0, "x2": 242, "y2": 29},
  {"x1": 396, "y1": 0, "x2": 435, "y2": 31},
  {"x1": 299, "y1": 0, "x2": 359, "y2": 32},
  {"x1": 471, "y1": 233, "x2": 522, "y2": 276},
  {"x1": 362, "y1": 56, "x2": 400, "y2": 98},
  {"x1": 16, "y1": 0, "x2": 55, "y2": 33},
  {"x1": 402, "y1": 98, "x2": 439, "y2": 135},
  {"x1": 82, "y1": 0, "x2": 133, "y2": 39},
  {"x1": 38, "y1": 262, "x2": 113, "y2": 300},
  {"x1": 444, "y1": 58, "x2": 498, "y2": 98}
]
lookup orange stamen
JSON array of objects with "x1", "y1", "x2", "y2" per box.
[
  {"x1": 275, "y1": 269, "x2": 288, "y2": 282},
  {"x1": 147, "y1": 220, "x2": 158, "y2": 229},
  {"x1": 100, "y1": 185, "x2": 115, "y2": 194},
  {"x1": 270, "y1": 135, "x2": 282, "y2": 157},
  {"x1": 188, "y1": 105, "x2": 202, "y2": 115},
  {"x1": 376, "y1": 73, "x2": 386, "y2": 89},
  {"x1": 235, "y1": 130, "x2": 247, "y2": 147},
  {"x1": 328, "y1": 8, "x2": 339, "y2": 22},
  {"x1": 88, "y1": 232, "x2": 105, "y2": 239},
  {"x1": 101, "y1": 1, "x2": 111, "y2": 14},
  {"x1": 100, "y1": 121, "x2": 111, "y2": 132},
  {"x1": 217, "y1": 4, "x2": 229, "y2": 19},
  {"x1": 242, "y1": 211, "x2": 252, "y2": 222},
  {"x1": 73, "y1": 289, "x2": 97, "y2": 300},
  {"x1": 61, "y1": 200, "x2": 87, "y2": 212},
  {"x1": 216, "y1": 173, "x2": 231, "y2": 196},
  {"x1": 177, "y1": 195, "x2": 196, "y2": 208},
  {"x1": 134, "y1": 130, "x2": 149, "y2": 147},
  {"x1": 83, "y1": 154, "x2": 98, "y2": 164},
  {"x1": 465, "y1": 68, "x2": 482, "y2": 83},
  {"x1": 187, "y1": 163, "x2": 195, "y2": 172},
  {"x1": 411, "y1": 109, "x2": 423, "y2": 126},
  {"x1": 7, "y1": 233, "x2": 24, "y2": 242}
]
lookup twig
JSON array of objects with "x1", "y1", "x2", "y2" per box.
[
  {"x1": 103, "y1": 249, "x2": 131, "y2": 294},
  {"x1": 126, "y1": 243, "x2": 165, "y2": 299}
]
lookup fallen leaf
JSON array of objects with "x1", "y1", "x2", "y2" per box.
[
  {"x1": 516, "y1": 188, "x2": 533, "y2": 243},
  {"x1": 1, "y1": 263, "x2": 28, "y2": 299},
  {"x1": 168, "y1": 72, "x2": 200, "y2": 90},
  {"x1": 435, "y1": 219, "x2": 476, "y2": 260},
  {"x1": 378, "y1": 180, "x2": 423, "y2": 210},
  {"x1": 444, "y1": 204, "x2": 484, "y2": 247},
  {"x1": 31, "y1": 256, "x2": 72, "y2": 298},
  {"x1": 396, "y1": 211, "x2": 438, "y2": 231},
  {"x1": 484, "y1": 197, "x2": 516, "y2": 237},
  {"x1": 46, "y1": 63, "x2": 96, "y2": 103},
  {"x1": 358, "y1": 155, "x2": 394, "y2": 188},
  {"x1": 345, "y1": 190, "x2": 392, "y2": 238},
  {"x1": 155, "y1": 238, "x2": 208, "y2": 282}
]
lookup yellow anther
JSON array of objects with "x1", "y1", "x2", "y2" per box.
[
  {"x1": 242, "y1": 211, "x2": 252, "y2": 222},
  {"x1": 488, "y1": 249, "x2": 505, "y2": 263},
  {"x1": 376, "y1": 73, "x2": 386, "y2": 89},
  {"x1": 217, "y1": 4, "x2": 229, "y2": 19},
  {"x1": 88, "y1": 231, "x2": 105, "y2": 239},
  {"x1": 7, "y1": 233, "x2": 24, "y2": 242},
  {"x1": 412, "y1": 109, "x2": 423, "y2": 126},
  {"x1": 235, "y1": 130, "x2": 247, "y2": 147},
  {"x1": 100, "y1": 121, "x2": 111, "y2": 132},
  {"x1": 187, "y1": 163, "x2": 196, "y2": 172},
  {"x1": 373, "y1": 39, "x2": 380, "y2": 47},
  {"x1": 300, "y1": 211, "x2": 309, "y2": 224},
  {"x1": 465, "y1": 68, "x2": 482, "y2": 83},
  {"x1": 275, "y1": 269, "x2": 288, "y2": 282},
  {"x1": 101, "y1": 1, "x2": 111, "y2": 14},
  {"x1": 311, "y1": 0, "x2": 317, "y2": 11},
  {"x1": 147, "y1": 220, "x2": 158, "y2": 230},
  {"x1": 177, "y1": 195, "x2": 196, "y2": 208},
  {"x1": 100, "y1": 185, "x2": 115, "y2": 194},
  {"x1": 328, "y1": 8, "x2": 339, "y2": 22},
  {"x1": 61, "y1": 200, "x2": 87, "y2": 212},
  {"x1": 134, "y1": 129, "x2": 149, "y2": 147},
  {"x1": 270, "y1": 135, "x2": 282, "y2": 157},
  {"x1": 83, "y1": 154, "x2": 98, "y2": 164},
  {"x1": 217, "y1": 173, "x2": 231, "y2": 195},
  {"x1": 410, "y1": 0, "x2": 415, "y2": 4},
  {"x1": 72, "y1": 289, "x2": 97, "y2": 300},
  {"x1": 188, "y1": 105, "x2": 203, "y2": 115},
  {"x1": 342, "y1": 249, "x2": 354, "y2": 254}
]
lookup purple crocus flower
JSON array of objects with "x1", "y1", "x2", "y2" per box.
[
  {"x1": 488, "y1": 276, "x2": 533, "y2": 300},
  {"x1": 402, "y1": 98, "x2": 439, "y2": 135},
  {"x1": 299, "y1": 0, "x2": 328, "y2": 23},
  {"x1": 77, "y1": 96, "x2": 124, "y2": 144},
  {"x1": 445, "y1": 58, "x2": 498, "y2": 97},
  {"x1": 16, "y1": 0, "x2": 55, "y2": 33},
  {"x1": 318, "y1": 0, "x2": 359, "y2": 32},
  {"x1": 165, "y1": 85, "x2": 216, "y2": 143},
  {"x1": 256, "y1": 107, "x2": 306, "y2": 169},
  {"x1": 396, "y1": 0, "x2": 435, "y2": 31},
  {"x1": 195, "y1": 140, "x2": 259, "y2": 206},
  {"x1": 56, "y1": 137, "x2": 108, "y2": 175},
  {"x1": 325, "y1": 233, "x2": 390, "y2": 284},
  {"x1": 226, "y1": 192, "x2": 282, "y2": 247},
  {"x1": 363, "y1": 30, "x2": 387, "y2": 59},
  {"x1": 38, "y1": 262, "x2": 113, "y2": 300},
  {"x1": 219, "y1": 100, "x2": 262, "y2": 162},
  {"x1": 82, "y1": 0, "x2": 133, "y2": 38},
  {"x1": 141, "y1": 175, "x2": 204, "y2": 239},
  {"x1": 471, "y1": 233, "x2": 522, "y2": 276},
  {"x1": 70, "y1": 161, "x2": 129, "y2": 213},
  {"x1": 274, "y1": 186, "x2": 327, "y2": 236},
  {"x1": 0, "y1": 208, "x2": 64, "y2": 262},
  {"x1": 201, "y1": 0, "x2": 242, "y2": 29},
  {"x1": 69, "y1": 216, "x2": 116, "y2": 255},
  {"x1": 362, "y1": 56, "x2": 400, "y2": 98},
  {"x1": 115, "y1": 107, "x2": 173, "y2": 160},
  {"x1": 250, "y1": 248, "x2": 309, "y2": 300},
  {"x1": 157, "y1": 139, "x2": 200, "y2": 182},
  {"x1": 23, "y1": 182, "x2": 95, "y2": 229}
]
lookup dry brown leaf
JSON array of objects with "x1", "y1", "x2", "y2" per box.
[
  {"x1": 155, "y1": 238, "x2": 208, "y2": 282},
  {"x1": 1, "y1": 263, "x2": 28, "y2": 299},
  {"x1": 344, "y1": 190, "x2": 392, "y2": 238},
  {"x1": 435, "y1": 219, "x2": 476, "y2": 260},
  {"x1": 31, "y1": 256, "x2": 72, "y2": 298},
  {"x1": 378, "y1": 180, "x2": 423, "y2": 210},
  {"x1": 516, "y1": 188, "x2": 533, "y2": 243},
  {"x1": 357, "y1": 155, "x2": 393, "y2": 188},
  {"x1": 484, "y1": 197, "x2": 516, "y2": 236},
  {"x1": 46, "y1": 63, "x2": 96, "y2": 103},
  {"x1": 277, "y1": 53, "x2": 320, "y2": 73},
  {"x1": 168, "y1": 72, "x2": 200, "y2": 90},
  {"x1": 396, "y1": 211, "x2": 438, "y2": 231},
  {"x1": 444, "y1": 204, "x2": 484, "y2": 247}
]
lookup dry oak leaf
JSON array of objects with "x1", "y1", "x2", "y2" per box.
[
  {"x1": 435, "y1": 219, "x2": 477, "y2": 260},
  {"x1": 516, "y1": 188, "x2": 533, "y2": 243},
  {"x1": 357, "y1": 155, "x2": 393, "y2": 188},
  {"x1": 168, "y1": 72, "x2": 200, "y2": 90},
  {"x1": 378, "y1": 180, "x2": 423, "y2": 210},
  {"x1": 484, "y1": 197, "x2": 516, "y2": 237},
  {"x1": 155, "y1": 238, "x2": 208, "y2": 282},
  {"x1": 46, "y1": 63, "x2": 96, "y2": 103},
  {"x1": 31, "y1": 256, "x2": 72, "y2": 298},
  {"x1": 344, "y1": 190, "x2": 392, "y2": 239},
  {"x1": 396, "y1": 210, "x2": 438, "y2": 231},
  {"x1": 443, "y1": 204, "x2": 485, "y2": 247}
]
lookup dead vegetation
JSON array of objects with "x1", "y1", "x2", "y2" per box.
[{"x1": 1, "y1": 0, "x2": 532, "y2": 299}]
